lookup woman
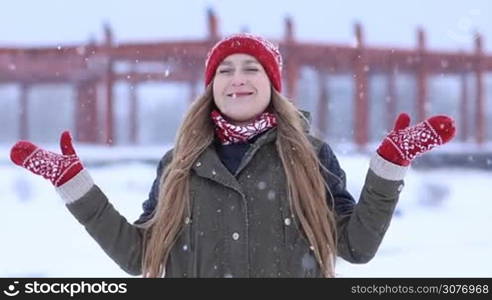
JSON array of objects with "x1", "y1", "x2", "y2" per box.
[{"x1": 10, "y1": 33, "x2": 456, "y2": 278}]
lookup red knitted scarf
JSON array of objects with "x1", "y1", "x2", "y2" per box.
[{"x1": 211, "y1": 109, "x2": 277, "y2": 145}]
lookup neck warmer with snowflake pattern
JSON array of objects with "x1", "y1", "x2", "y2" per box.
[{"x1": 211, "y1": 109, "x2": 277, "y2": 145}]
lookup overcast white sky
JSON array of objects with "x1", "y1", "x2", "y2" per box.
[{"x1": 1, "y1": 0, "x2": 491, "y2": 51}]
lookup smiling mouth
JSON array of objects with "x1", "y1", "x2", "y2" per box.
[{"x1": 227, "y1": 92, "x2": 254, "y2": 98}]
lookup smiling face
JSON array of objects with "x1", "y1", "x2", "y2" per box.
[{"x1": 212, "y1": 54, "x2": 272, "y2": 125}]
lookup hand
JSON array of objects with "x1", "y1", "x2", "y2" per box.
[
  {"x1": 377, "y1": 113, "x2": 456, "y2": 166},
  {"x1": 10, "y1": 131, "x2": 83, "y2": 187}
]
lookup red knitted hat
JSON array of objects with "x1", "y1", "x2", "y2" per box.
[{"x1": 204, "y1": 33, "x2": 283, "y2": 92}]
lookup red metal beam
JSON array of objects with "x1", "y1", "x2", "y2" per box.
[
  {"x1": 416, "y1": 28, "x2": 428, "y2": 122},
  {"x1": 460, "y1": 71, "x2": 469, "y2": 142},
  {"x1": 1, "y1": 40, "x2": 490, "y2": 83},
  {"x1": 386, "y1": 66, "x2": 397, "y2": 131},
  {"x1": 113, "y1": 71, "x2": 197, "y2": 82},
  {"x1": 316, "y1": 71, "x2": 328, "y2": 137},
  {"x1": 475, "y1": 34, "x2": 485, "y2": 145},
  {"x1": 19, "y1": 84, "x2": 29, "y2": 140},
  {"x1": 129, "y1": 63, "x2": 138, "y2": 145},
  {"x1": 354, "y1": 23, "x2": 369, "y2": 147},
  {"x1": 75, "y1": 80, "x2": 99, "y2": 143}
]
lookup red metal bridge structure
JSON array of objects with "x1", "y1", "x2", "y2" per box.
[{"x1": 1, "y1": 10, "x2": 491, "y2": 146}]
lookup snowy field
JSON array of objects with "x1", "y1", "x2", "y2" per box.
[{"x1": 0, "y1": 145, "x2": 491, "y2": 277}]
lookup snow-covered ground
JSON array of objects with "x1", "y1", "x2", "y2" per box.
[{"x1": 0, "y1": 145, "x2": 491, "y2": 277}]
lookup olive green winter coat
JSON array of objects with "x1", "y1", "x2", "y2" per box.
[{"x1": 66, "y1": 127, "x2": 403, "y2": 277}]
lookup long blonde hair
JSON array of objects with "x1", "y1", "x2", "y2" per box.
[{"x1": 142, "y1": 86, "x2": 338, "y2": 277}]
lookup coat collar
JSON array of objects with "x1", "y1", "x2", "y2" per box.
[
  {"x1": 191, "y1": 109, "x2": 311, "y2": 196},
  {"x1": 192, "y1": 127, "x2": 278, "y2": 196}
]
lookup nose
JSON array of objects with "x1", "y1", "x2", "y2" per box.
[{"x1": 230, "y1": 72, "x2": 246, "y2": 87}]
